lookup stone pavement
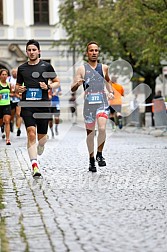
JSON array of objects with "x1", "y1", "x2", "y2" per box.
[{"x1": 0, "y1": 122, "x2": 167, "y2": 252}]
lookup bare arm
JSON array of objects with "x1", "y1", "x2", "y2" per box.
[
  {"x1": 103, "y1": 64, "x2": 115, "y2": 99},
  {"x1": 39, "y1": 76, "x2": 60, "y2": 90},
  {"x1": 71, "y1": 66, "x2": 85, "y2": 92},
  {"x1": 15, "y1": 83, "x2": 26, "y2": 93},
  {"x1": 49, "y1": 76, "x2": 60, "y2": 89}
]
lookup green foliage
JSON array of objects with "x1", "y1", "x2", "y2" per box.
[{"x1": 58, "y1": 0, "x2": 167, "y2": 92}]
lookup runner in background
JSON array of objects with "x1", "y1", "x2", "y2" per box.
[
  {"x1": 48, "y1": 85, "x2": 62, "y2": 137},
  {"x1": 108, "y1": 76, "x2": 124, "y2": 129},
  {"x1": 7, "y1": 68, "x2": 22, "y2": 136},
  {"x1": 0, "y1": 69, "x2": 12, "y2": 145},
  {"x1": 69, "y1": 92, "x2": 77, "y2": 125}
]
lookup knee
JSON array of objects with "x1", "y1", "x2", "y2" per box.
[
  {"x1": 28, "y1": 131, "x2": 36, "y2": 142},
  {"x1": 4, "y1": 118, "x2": 10, "y2": 124},
  {"x1": 16, "y1": 112, "x2": 20, "y2": 118},
  {"x1": 98, "y1": 126, "x2": 106, "y2": 134}
]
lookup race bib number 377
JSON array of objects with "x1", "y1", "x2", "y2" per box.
[{"x1": 26, "y1": 88, "x2": 42, "y2": 100}]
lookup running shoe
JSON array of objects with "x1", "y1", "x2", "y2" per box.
[
  {"x1": 89, "y1": 163, "x2": 97, "y2": 172},
  {"x1": 37, "y1": 145, "x2": 44, "y2": 155},
  {"x1": 33, "y1": 166, "x2": 41, "y2": 177},
  {"x1": 2, "y1": 133, "x2": 5, "y2": 139},
  {"x1": 51, "y1": 132, "x2": 54, "y2": 138},
  {"x1": 55, "y1": 126, "x2": 59, "y2": 135},
  {"x1": 1, "y1": 124, "x2": 4, "y2": 133},
  {"x1": 17, "y1": 129, "x2": 21, "y2": 136},
  {"x1": 6, "y1": 139, "x2": 11, "y2": 145},
  {"x1": 118, "y1": 115, "x2": 123, "y2": 129},
  {"x1": 96, "y1": 155, "x2": 106, "y2": 167}
]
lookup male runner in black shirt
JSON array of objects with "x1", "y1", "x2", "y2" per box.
[{"x1": 16, "y1": 39, "x2": 60, "y2": 177}]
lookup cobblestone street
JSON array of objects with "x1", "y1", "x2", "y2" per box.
[{"x1": 1, "y1": 122, "x2": 167, "y2": 252}]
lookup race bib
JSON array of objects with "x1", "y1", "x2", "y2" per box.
[
  {"x1": 56, "y1": 104, "x2": 60, "y2": 110},
  {"x1": 1, "y1": 93, "x2": 8, "y2": 100},
  {"x1": 87, "y1": 93, "x2": 103, "y2": 104},
  {"x1": 26, "y1": 88, "x2": 42, "y2": 100},
  {"x1": 12, "y1": 96, "x2": 20, "y2": 103}
]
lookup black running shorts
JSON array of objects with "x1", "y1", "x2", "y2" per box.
[
  {"x1": 21, "y1": 107, "x2": 49, "y2": 134},
  {"x1": 0, "y1": 105, "x2": 11, "y2": 119}
]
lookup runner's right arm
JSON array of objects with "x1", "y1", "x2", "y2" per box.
[{"x1": 71, "y1": 66, "x2": 85, "y2": 92}]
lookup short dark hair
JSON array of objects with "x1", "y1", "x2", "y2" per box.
[
  {"x1": 26, "y1": 39, "x2": 41, "y2": 58},
  {"x1": 86, "y1": 41, "x2": 99, "y2": 52},
  {"x1": 26, "y1": 39, "x2": 40, "y2": 50}
]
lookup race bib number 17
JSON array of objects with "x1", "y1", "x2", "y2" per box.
[{"x1": 26, "y1": 88, "x2": 42, "y2": 100}]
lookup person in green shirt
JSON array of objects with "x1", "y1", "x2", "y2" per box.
[{"x1": 0, "y1": 69, "x2": 12, "y2": 145}]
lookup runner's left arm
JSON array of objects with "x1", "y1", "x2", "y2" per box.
[
  {"x1": 48, "y1": 76, "x2": 60, "y2": 89},
  {"x1": 103, "y1": 65, "x2": 114, "y2": 99}
]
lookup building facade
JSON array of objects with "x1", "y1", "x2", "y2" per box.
[{"x1": 0, "y1": 0, "x2": 80, "y2": 94}]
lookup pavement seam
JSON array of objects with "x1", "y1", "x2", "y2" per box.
[
  {"x1": 16, "y1": 148, "x2": 85, "y2": 251},
  {"x1": 15, "y1": 148, "x2": 56, "y2": 252},
  {"x1": 5, "y1": 149, "x2": 29, "y2": 252}
]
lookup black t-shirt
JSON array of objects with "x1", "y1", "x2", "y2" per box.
[{"x1": 17, "y1": 60, "x2": 57, "y2": 101}]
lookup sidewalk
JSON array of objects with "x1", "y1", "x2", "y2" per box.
[
  {"x1": 122, "y1": 125, "x2": 167, "y2": 137},
  {"x1": 1, "y1": 122, "x2": 167, "y2": 252}
]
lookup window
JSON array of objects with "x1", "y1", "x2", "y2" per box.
[
  {"x1": 0, "y1": 0, "x2": 3, "y2": 24},
  {"x1": 34, "y1": 0, "x2": 49, "y2": 25}
]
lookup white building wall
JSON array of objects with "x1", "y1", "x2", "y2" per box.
[
  {"x1": 0, "y1": 0, "x2": 66, "y2": 40},
  {"x1": 0, "y1": 0, "x2": 84, "y2": 121}
]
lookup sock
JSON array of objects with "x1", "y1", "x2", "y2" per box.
[
  {"x1": 31, "y1": 159, "x2": 38, "y2": 169},
  {"x1": 90, "y1": 157, "x2": 95, "y2": 164},
  {"x1": 97, "y1": 151, "x2": 102, "y2": 157}
]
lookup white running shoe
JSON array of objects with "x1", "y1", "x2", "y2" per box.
[{"x1": 37, "y1": 145, "x2": 44, "y2": 155}]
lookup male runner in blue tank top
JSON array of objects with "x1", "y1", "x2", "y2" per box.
[
  {"x1": 15, "y1": 39, "x2": 60, "y2": 177},
  {"x1": 71, "y1": 41, "x2": 114, "y2": 172}
]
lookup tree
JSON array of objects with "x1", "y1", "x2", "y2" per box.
[{"x1": 58, "y1": 0, "x2": 167, "y2": 105}]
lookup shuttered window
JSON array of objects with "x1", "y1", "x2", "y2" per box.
[{"x1": 34, "y1": 0, "x2": 49, "y2": 25}]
